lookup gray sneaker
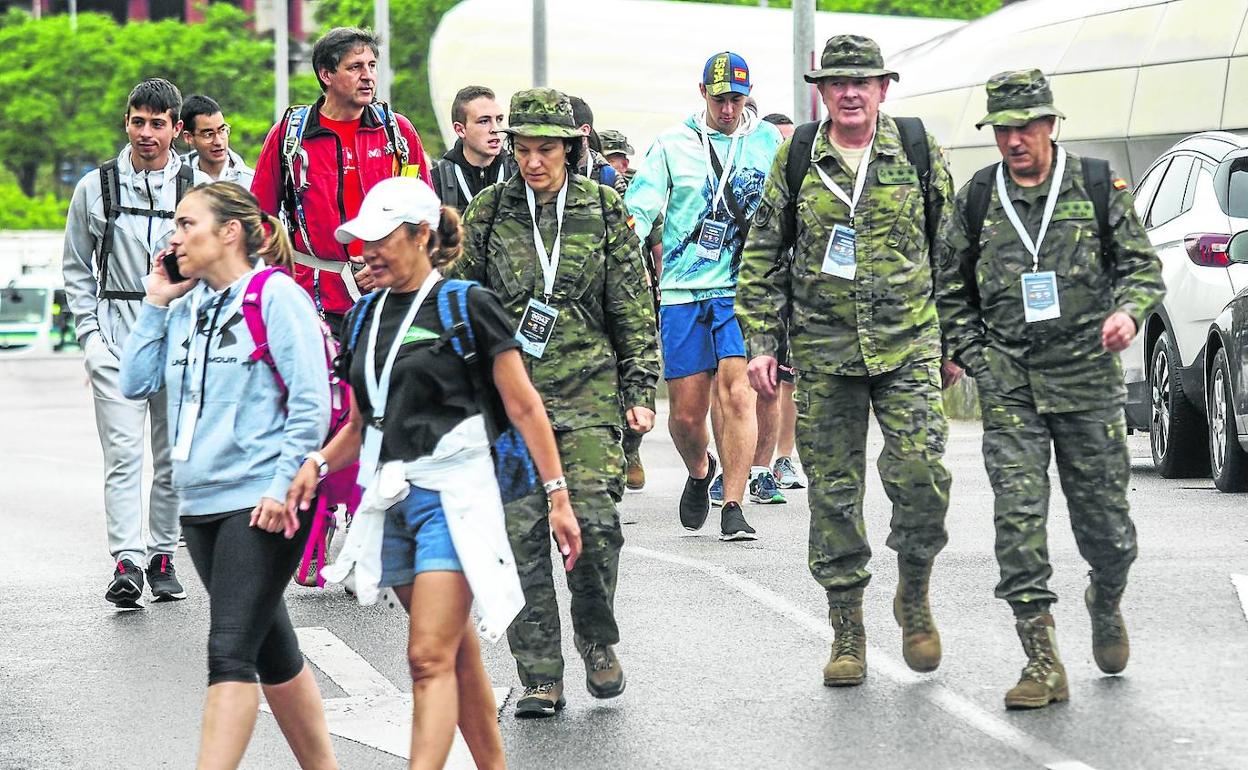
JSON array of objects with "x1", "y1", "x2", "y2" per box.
[{"x1": 773, "y1": 456, "x2": 805, "y2": 489}]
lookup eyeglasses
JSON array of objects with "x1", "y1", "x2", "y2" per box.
[{"x1": 195, "y1": 125, "x2": 231, "y2": 141}]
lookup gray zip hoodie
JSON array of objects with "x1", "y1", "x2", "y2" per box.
[{"x1": 62, "y1": 148, "x2": 209, "y2": 358}]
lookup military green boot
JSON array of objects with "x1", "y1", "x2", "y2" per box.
[
  {"x1": 1085, "y1": 582, "x2": 1129, "y2": 675},
  {"x1": 823, "y1": 603, "x2": 867, "y2": 687},
  {"x1": 893, "y1": 558, "x2": 941, "y2": 672},
  {"x1": 1004, "y1": 614, "x2": 1069, "y2": 710}
]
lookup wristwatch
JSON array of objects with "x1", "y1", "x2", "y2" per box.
[
  {"x1": 543, "y1": 476, "x2": 568, "y2": 495},
  {"x1": 305, "y1": 451, "x2": 329, "y2": 482}
]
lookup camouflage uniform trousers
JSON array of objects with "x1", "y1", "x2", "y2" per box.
[
  {"x1": 981, "y1": 385, "x2": 1137, "y2": 612},
  {"x1": 622, "y1": 427, "x2": 643, "y2": 464},
  {"x1": 797, "y1": 358, "x2": 951, "y2": 601},
  {"x1": 505, "y1": 426, "x2": 626, "y2": 686}
]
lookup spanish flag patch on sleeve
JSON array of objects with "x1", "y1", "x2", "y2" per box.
[
  {"x1": 626, "y1": 215, "x2": 636, "y2": 229},
  {"x1": 1112, "y1": 178, "x2": 1128, "y2": 191}
]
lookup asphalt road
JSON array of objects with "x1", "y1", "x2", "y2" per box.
[{"x1": 3, "y1": 354, "x2": 1248, "y2": 770}]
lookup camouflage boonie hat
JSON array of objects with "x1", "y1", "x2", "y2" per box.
[
  {"x1": 976, "y1": 69, "x2": 1066, "y2": 129},
  {"x1": 804, "y1": 35, "x2": 899, "y2": 84},
  {"x1": 502, "y1": 88, "x2": 582, "y2": 139},
  {"x1": 599, "y1": 129, "x2": 634, "y2": 157}
]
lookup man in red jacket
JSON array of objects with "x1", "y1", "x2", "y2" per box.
[{"x1": 252, "y1": 26, "x2": 431, "y2": 335}]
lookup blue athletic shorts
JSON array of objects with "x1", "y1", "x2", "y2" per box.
[
  {"x1": 660, "y1": 297, "x2": 746, "y2": 380},
  {"x1": 379, "y1": 485, "x2": 463, "y2": 588}
]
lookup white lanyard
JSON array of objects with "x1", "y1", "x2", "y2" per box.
[
  {"x1": 811, "y1": 128, "x2": 874, "y2": 225},
  {"x1": 525, "y1": 177, "x2": 570, "y2": 299},
  {"x1": 453, "y1": 162, "x2": 505, "y2": 204},
  {"x1": 584, "y1": 152, "x2": 594, "y2": 181},
  {"x1": 358, "y1": 269, "x2": 441, "y2": 485},
  {"x1": 698, "y1": 113, "x2": 742, "y2": 215},
  {"x1": 996, "y1": 145, "x2": 1067, "y2": 273}
]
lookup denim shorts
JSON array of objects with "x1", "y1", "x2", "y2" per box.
[
  {"x1": 659, "y1": 297, "x2": 746, "y2": 380},
  {"x1": 379, "y1": 485, "x2": 463, "y2": 588}
]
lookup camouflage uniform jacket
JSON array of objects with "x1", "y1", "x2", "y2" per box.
[
  {"x1": 454, "y1": 173, "x2": 660, "y2": 431},
  {"x1": 935, "y1": 148, "x2": 1165, "y2": 414},
  {"x1": 737, "y1": 113, "x2": 953, "y2": 376}
]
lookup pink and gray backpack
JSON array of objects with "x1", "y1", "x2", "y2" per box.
[{"x1": 241, "y1": 267, "x2": 361, "y2": 587}]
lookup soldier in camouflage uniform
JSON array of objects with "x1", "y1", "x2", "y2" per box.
[
  {"x1": 936, "y1": 69, "x2": 1164, "y2": 709},
  {"x1": 737, "y1": 35, "x2": 955, "y2": 687},
  {"x1": 601, "y1": 128, "x2": 662, "y2": 491},
  {"x1": 453, "y1": 88, "x2": 660, "y2": 718}
]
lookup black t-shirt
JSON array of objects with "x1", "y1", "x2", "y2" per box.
[{"x1": 340, "y1": 280, "x2": 520, "y2": 462}]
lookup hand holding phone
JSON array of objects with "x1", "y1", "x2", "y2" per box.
[{"x1": 161, "y1": 249, "x2": 188, "y2": 284}]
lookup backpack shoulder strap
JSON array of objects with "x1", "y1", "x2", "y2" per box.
[
  {"x1": 894, "y1": 116, "x2": 936, "y2": 246},
  {"x1": 781, "y1": 121, "x2": 820, "y2": 250},
  {"x1": 346, "y1": 290, "x2": 380, "y2": 353},
  {"x1": 436, "y1": 279, "x2": 480, "y2": 363},
  {"x1": 176, "y1": 162, "x2": 195, "y2": 201},
  {"x1": 435, "y1": 159, "x2": 459, "y2": 209},
  {"x1": 97, "y1": 159, "x2": 121, "y2": 289},
  {"x1": 1081, "y1": 156, "x2": 1113, "y2": 269},
  {"x1": 480, "y1": 184, "x2": 505, "y2": 255},
  {"x1": 966, "y1": 164, "x2": 997, "y2": 264},
  {"x1": 372, "y1": 101, "x2": 409, "y2": 170},
  {"x1": 241, "y1": 267, "x2": 281, "y2": 369}
]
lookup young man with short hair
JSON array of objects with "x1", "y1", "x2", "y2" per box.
[
  {"x1": 251, "y1": 26, "x2": 431, "y2": 337},
  {"x1": 430, "y1": 85, "x2": 516, "y2": 212},
  {"x1": 62, "y1": 77, "x2": 210, "y2": 608},
  {"x1": 626, "y1": 52, "x2": 784, "y2": 540},
  {"x1": 180, "y1": 94, "x2": 254, "y2": 187}
]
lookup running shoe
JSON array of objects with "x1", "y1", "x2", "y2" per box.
[
  {"x1": 709, "y1": 474, "x2": 725, "y2": 507},
  {"x1": 773, "y1": 456, "x2": 806, "y2": 489},
  {"x1": 720, "y1": 502, "x2": 757, "y2": 541},
  {"x1": 105, "y1": 559, "x2": 145, "y2": 609},
  {"x1": 749, "y1": 471, "x2": 787, "y2": 504},
  {"x1": 679, "y1": 454, "x2": 718, "y2": 531},
  {"x1": 147, "y1": 554, "x2": 187, "y2": 602}
]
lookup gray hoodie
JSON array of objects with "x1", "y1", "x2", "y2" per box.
[
  {"x1": 183, "y1": 147, "x2": 255, "y2": 189},
  {"x1": 62, "y1": 148, "x2": 209, "y2": 358}
]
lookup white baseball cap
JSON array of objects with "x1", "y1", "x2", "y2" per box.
[{"x1": 334, "y1": 176, "x2": 442, "y2": 244}]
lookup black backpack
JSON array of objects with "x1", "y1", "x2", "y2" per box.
[
  {"x1": 780, "y1": 116, "x2": 936, "y2": 253},
  {"x1": 96, "y1": 159, "x2": 195, "y2": 301}
]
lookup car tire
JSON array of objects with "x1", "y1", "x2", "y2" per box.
[
  {"x1": 1149, "y1": 331, "x2": 1209, "y2": 477},
  {"x1": 1208, "y1": 348, "x2": 1248, "y2": 492}
]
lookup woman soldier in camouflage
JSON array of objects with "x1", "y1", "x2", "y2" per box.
[{"x1": 453, "y1": 88, "x2": 660, "y2": 718}]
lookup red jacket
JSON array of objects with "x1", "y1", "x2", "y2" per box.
[{"x1": 251, "y1": 97, "x2": 432, "y2": 315}]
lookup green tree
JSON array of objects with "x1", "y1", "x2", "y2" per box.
[
  {"x1": 312, "y1": 0, "x2": 460, "y2": 156},
  {"x1": 673, "y1": 0, "x2": 999, "y2": 19}
]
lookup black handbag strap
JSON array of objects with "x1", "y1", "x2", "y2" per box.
[{"x1": 706, "y1": 141, "x2": 750, "y2": 234}]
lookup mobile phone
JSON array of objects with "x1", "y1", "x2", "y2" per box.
[{"x1": 161, "y1": 250, "x2": 187, "y2": 283}]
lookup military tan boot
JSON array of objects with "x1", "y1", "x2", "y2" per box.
[
  {"x1": 894, "y1": 558, "x2": 942, "y2": 672},
  {"x1": 625, "y1": 456, "x2": 646, "y2": 490},
  {"x1": 1085, "y1": 582, "x2": 1129, "y2": 674},
  {"x1": 823, "y1": 603, "x2": 867, "y2": 687},
  {"x1": 514, "y1": 680, "x2": 565, "y2": 718},
  {"x1": 1004, "y1": 614, "x2": 1069, "y2": 710},
  {"x1": 574, "y1": 634, "x2": 626, "y2": 699}
]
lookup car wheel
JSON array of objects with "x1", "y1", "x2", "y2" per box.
[
  {"x1": 1208, "y1": 348, "x2": 1248, "y2": 492},
  {"x1": 1149, "y1": 331, "x2": 1209, "y2": 477}
]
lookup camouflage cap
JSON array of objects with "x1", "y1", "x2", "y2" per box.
[
  {"x1": 599, "y1": 129, "x2": 635, "y2": 157},
  {"x1": 804, "y1": 35, "x2": 899, "y2": 84},
  {"x1": 502, "y1": 88, "x2": 583, "y2": 139},
  {"x1": 976, "y1": 68, "x2": 1066, "y2": 129}
]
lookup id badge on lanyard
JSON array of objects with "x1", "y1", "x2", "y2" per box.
[
  {"x1": 821, "y1": 224, "x2": 858, "y2": 280},
  {"x1": 1022, "y1": 271, "x2": 1061, "y2": 323},
  {"x1": 696, "y1": 219, "x2": 729, "y2": 262},
  {"x1": 520, "y1": 179, "x2": 569, "y2": 358},
  {"x1": 517, "y1": 297, "x2": 560, "y2": 358},
  {"x1": 996, "y1": 147, "x2": 1068, "y2": 325}
]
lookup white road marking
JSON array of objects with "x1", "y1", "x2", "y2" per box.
[
  {"x1": 627, "y1": 546, "x2": 1099, "y2": 770},
  {"x1": 259, "y1": 626, "x2": 509, "y2": 765},
  {"x1": 1231, "y1": 574, "x2": 1248, "y2": 624}
]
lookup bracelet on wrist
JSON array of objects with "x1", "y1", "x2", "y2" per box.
[
  {"x1": 543, "y1": 476, "x2": 568, "y2": 496},
  {"x1": 304, "y1": 451, "x2": 329, "y2": 482}
]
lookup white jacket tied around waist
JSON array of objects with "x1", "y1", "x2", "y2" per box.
[{"x1": 322, "y1": 415, "x2": 524, "y2": 643}]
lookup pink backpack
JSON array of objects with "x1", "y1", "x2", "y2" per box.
[{"x1": 241, "y1": 267, "x2": 362, "y2": 587}]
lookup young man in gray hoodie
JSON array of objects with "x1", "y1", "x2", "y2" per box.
[{"x1": 62, "y1": 78, "x2": 209, "y2": 608}]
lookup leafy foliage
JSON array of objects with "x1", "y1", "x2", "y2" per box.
[
  {"x1": 0, "y1": 183, "x2": 69, "y2": 230},
  {"x1": 672, "y1": 0, "x2": 1000, "y2": 19}
]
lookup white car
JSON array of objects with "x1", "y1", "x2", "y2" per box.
[{"x1": 1121, "y1": 132, "x2": 1248, "y2": 477}]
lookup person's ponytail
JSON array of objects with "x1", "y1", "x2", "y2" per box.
[
  {"x1": 430, "y1": 205, "x2": 463, "y2": 270},
  {"x1": 258, "y1": 213, "x2": 295, "y2": 273}
]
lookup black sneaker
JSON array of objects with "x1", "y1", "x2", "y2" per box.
[
  {"x1": 105, "y1": 559, "x2": 145, "y2": 609},
  {"x1": 679, "y1": 454, "x2": 718, "y2": 531},
  {"x1": 147, "y1": 554, "x2": 187, "y2": 602},
  {"x1": 514, "y1": 681, "x2": 566, "y2": 718},
  {"x1": 719, "y1": 502, "x2": 757, "y2": 541}
]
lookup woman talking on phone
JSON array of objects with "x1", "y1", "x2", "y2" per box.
[
  {"x1": 285, "y1": 175, "x2": 581, "y2": 769},
  {"x1": 120, "y1": 181, "x2": 337, "y2": 769}
]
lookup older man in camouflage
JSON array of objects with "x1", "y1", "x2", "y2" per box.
[
  {"x1": 936, "y1": 70, "x2": 1164, "y2": 709},
  {"x1": 454, "y1": 88, "x2": 659, "y2": 717},
  {"x1": 738, "y1": 35, "x2": 955, "y2": 687}
]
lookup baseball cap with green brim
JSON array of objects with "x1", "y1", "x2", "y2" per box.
[
  {"x1": 976, "y1": 68, "x2": 1066, "y2": 129},
  {"x1": 703, "y1": 52, "x2": 752, "y2": 97},
  {"x1": 500, "y1": 88, "x2": 583, "y2": 139},
  {"x1": 805, "y1": 35, "x2": 899, "y2": 84}
]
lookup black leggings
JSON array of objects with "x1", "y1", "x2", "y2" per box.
[{"x1": 182, "y1": 509, "x2": 310, "y2": 686}]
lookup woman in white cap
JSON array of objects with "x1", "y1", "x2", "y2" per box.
[{"x1": 287, "y1": 176, "x2": 581, "y2": 769}]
